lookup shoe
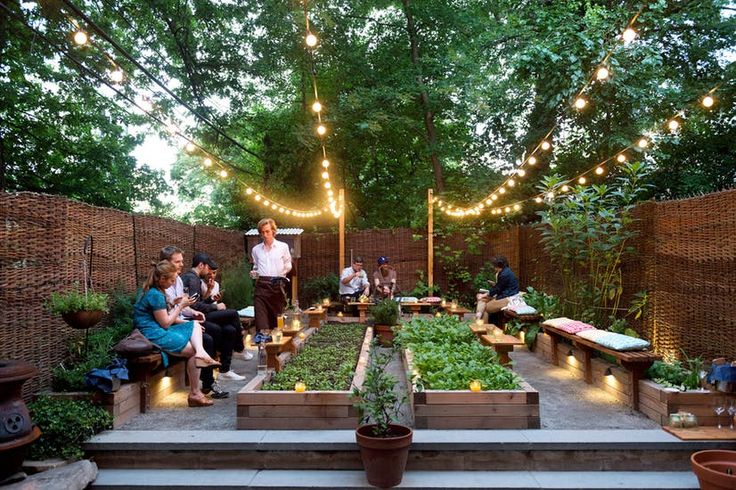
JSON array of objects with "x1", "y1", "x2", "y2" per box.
[
  {"x1": 205, "y1": 381, "x2": 229, "y2": 399},
  {"x1": 219, "y1": 370, "x2": 246, "y2": 381},
  {"x1": 187, "y1": 394, "x2": 214, "y2": 407},
  {"x1": 239, "y1": 350, "x2": 254, "y2": 361},
  {"x1": 195, "y1": 356, "x2": 221, "y2": 369}
]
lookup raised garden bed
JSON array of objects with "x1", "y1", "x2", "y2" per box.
[
  {"x1": 638, "y1": 380, "x2": 736, "y2": 426},
  {"x1": 237, "y1": 324, "x2": 371, "y2": 429},
  {"x1": 398, "y1": 316, "x2": 540, "y2": 429}
]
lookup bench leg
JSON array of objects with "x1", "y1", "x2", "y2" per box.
[
  {"x1": 621, "y1": 362, "x2": 647, "y2": 410},
  {"x1": 548, "y1": 333, "x2": 560, "y2": 366},
  {"x1": 495, "y1": 346, "x2": 513, "y2": 365},
  {"x1": 576, "y1": 344, "x2": 593, "y2": 384}
]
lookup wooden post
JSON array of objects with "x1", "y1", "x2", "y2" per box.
[
  {"x1": 427, "y1": 189, "x2": 434, "y2": 292},
  {"x1": 339, "y1": 189, "x2": 345, "y2": 273},
  {"x1": 291, "y1": 258, "x2": 298, "y2": 305}
]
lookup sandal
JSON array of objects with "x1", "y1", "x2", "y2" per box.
[
  {"x1": 187, "y1": 395, "x2": 214, "y2": 407},
  {"x1": 195, "y1": 356, "x2": 221, "y2": 369}
]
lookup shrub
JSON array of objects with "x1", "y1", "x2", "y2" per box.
[
  {"x1": 370, "y1": 298, "x2": 399, "y2": 325},
  {"x1": 28, "y1": 396, "x2": 112, "y2": 460},
  {"x1": 301, "y1": 273, "x2": 339, "y2": 305},
  {"x1": 220, "y1": 258, "x2": 254, "y2": 308},
  {"x1": 45, "y1": 289, "x2": 109, "y2": 315},
  {"x1": 647, "y1": 354, "x2": 703, "y2": 391}
]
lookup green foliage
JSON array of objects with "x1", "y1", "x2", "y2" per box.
[
  {"x1": 52, "y1": 292, "x2": 134, "y2": 392},
  {"x1": 408, "y1": 270, "x2": 440, "y2": 298},
  {"x1": 28, "y1": 396, "x2": 112, "y2": 461},
  {"x1": 45, "y1": 289, "x2": 109, "y2": 315},
  {"x1": 351, "y1": 341, "x2": 404, "y2": 438},
  {"x1": 536, "y1": 163, "x2": 649, "y2": 328},
  {"x1": 647, "y1": 353, "x2": 704, "y2": 391},
  {"x1": 396, "y1": 315, "x2": 520, "y2": 391},
  {"x1": 263, "y1": 323, "x2": 365, "y2": 391},
  {"x1": 524, "y1": 324, "x2": 540, "y2": 351},
  {"x1": 522, "y1": 287, "x2": 561, "y2": 320},
  {"x1": 370, "y1": 298, "x2": 399, "y2": 326},
  {"x1": 471, "y1": 261, "x2": 497, "y2": 293},
  {"x1": 301, "y1": 274, "x2": 339, "y2": 305},
  {"x1": 220, "y1": 259, "x2": 255, "y2": 309}
]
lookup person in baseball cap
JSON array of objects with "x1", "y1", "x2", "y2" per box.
[{"x1": 373, "y1": 256, "x2": 398, "y2": 299}]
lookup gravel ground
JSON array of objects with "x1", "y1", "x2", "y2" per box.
[{"x1": 119, "y1": 322, "x2": 657, "y2": 431}]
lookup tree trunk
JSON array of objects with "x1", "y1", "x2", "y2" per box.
[{"x1": 400, "y1": 0, "x2": 444, "y2": 193}]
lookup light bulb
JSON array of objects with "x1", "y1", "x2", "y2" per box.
[
  {"x1": 491, "y1": 194, "x2": 498, "y2": 200},
  {"x1": 246, "y1": 188, "x2": 253, "y2": 195},
  {"x1": 263, "y1": 200, "x2": 270, "y2": 206},
  {"x1": 271, "y1": 204, "x2": 277, "y2": 209},
  {"x1": 596, "y1": 67, "x2": 609, "y2": 81},
  {"x1": 518, "y1": 169, "x2": 526, "y2": 177},
  {"x1": 574, "y1": 97, "x2": 587, "y2": 110},
  {"x1": 578, "y1": 176, "x2": 587, "y2": 185},
  {"x1": 541, "y1": 140, "x2": 551, "y2": 151},
  {"x1": 321, "y1": 171, "x2": 329, "y2": 179},
  {"x1": 637, "y1": 138, "x2": 648, "y2": 148},
  {"x1": 73, "y1": 30, "x2": 88, "y2": 45},
  {"x1": 321, "y1": 159, "x2": 330, "y2": 168},
  {"x1": 507, "y1": 179, "x2": 515, "y2": 187},
  {"x1": 279, "y1": 207, "x2": 285, "y2": 213},
  {"x1": 485, "y1": 199, "x2": 492, "y2": 205},
  {"x1": 668, "y1": 119, "x2": 680, "y2": 132},
  {"x1": 312, "y1": 101, "x2": 322, "y2": 112},
  {"x1": 317, "y1": 124, "x2": 326, "y2": 136},
  {"x1": 622, "y1": 28, "x2": 637, "y2": 43},
  {"x1": 109, "y1": 68, "x2": 124, "y2": 83},
  {"x1": 324, "y1": 182, "x2": 331, "y2": 189},
  {"x1": 513, "y1": 204, "x2": 521, "y2": 211},
  {"x1": 327, "y1": 189, "x2": 334, "y2": 196},
  {"x1": 203, "y1": 157, "x2": 213, "y2": 167},
  {"x1": 185, "y1": 142, "x2": 196, "y2": 153},
  {"x1": 616, "y1": 154, "x2": 627, "y2": 163},
  {"x1": 504, "y1": 206, "x2": 511, "y2": 213},
  {"x1": 595, "y1": 166, "x2": 605, "y2": 175},
  {"x1": 528, "y1": 156, "x2": 537, "y2": 165},
  {"x1": 219, "y1": 169, "x2": 227, "y2": 178},
  {"x1": 535, "y1": 196, "x2": 543, "y2": 203},
  {"x1": 546, "y1": 191, "x2": 555, "y2": 200},
  {"x1": 702, "y1": 96, "x2": 714, "y2": 108},
  {"x1": 254, "y1": 194, "x2": 261, "y2": 201},
  {"x1": 561, "y1": 184, "x2": 570, "y2": 192},
  {"x1": 499, "y1": 187, "x2": 506, "y2": 194},
  {"x1": 306, "y1": 33, "x2": 318, "y2": 47}
]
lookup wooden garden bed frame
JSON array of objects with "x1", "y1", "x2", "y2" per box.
[
  {"x1": 638, "y1": 379, "x2": 736, "y2": 427},
  {"x1": 236, "y1": 326, "x2": 373, "y2": 429}
]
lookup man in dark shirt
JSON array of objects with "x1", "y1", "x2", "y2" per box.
[
  {"x1": 475, "y1": 256, "x2": 519, "y2": 323},
  {"x1": 181, "y1": 253, "x2": 246, "y2": 381}
]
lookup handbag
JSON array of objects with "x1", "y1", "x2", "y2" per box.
[
  {"x1": 114, "y1": 328, "x2": 159, "y2": 357},
  {"x1": 85, "y1": 358, "x2": 129, "y2": 393}
]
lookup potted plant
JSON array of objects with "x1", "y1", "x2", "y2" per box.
[
  {"x1": 46, "y1": 289, "x2": 109, "y2": 330},
  {"x1": 351, "y1": 341, "x2": 412, "y2": 488},
  {"x1": 691, "y1": 450, "x2": 736, "y2": 490},
  {"x1": 370, "y1": 298, "x2": 400, "y2": 347}
]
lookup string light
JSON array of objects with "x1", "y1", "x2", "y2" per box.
[
  {"x1": 668, "y1": 119, "x2": 680, "y2": 132},
  {"x1": 535, "y1": 197, "x2": 543, "y2": 203},
  {"x1": 321, "y1": 159, "x2": 330, "y2": 168},
  {"x1": 702, "y1": 96, "x2": 714, "y2": 108},
  {"x1": 312, "y1": 101, "x2": 322, "y2": 112},
  {"x1": 622, "y1": 28, "x2": 637, "y2": 43},
  {"x1": 498, "y1": 188, "x2": 506, "y2": 194},
  {"x1": 507, "y1": 179, "x2": 515, "y2": 187},
  {"x1": 574, "y1": 97, "x2": 587, "y2": 110},
  {"x1": 528, "y1": 156, "x2": 537, "y2": 165},
  {"x1": 595, "y1": 166, "x2": 605, "y2": 175},
  {"x1": 517, "y1": 169, "x2": 526, "y2": 177},
  {"x1": 246, "y1": 188, "x2": 253, "y2": 195},
  {"x1": 596, "y1": 67, "x2": 610, "y2": 81},
  {"x1": 305, "y1": 33, "x2": 318, "y2": 47},
  {"x1": 541, "y1": 141, "x2": 551, "y2": 151},
  {"x1": 185, "y1": 142, "x2": 196, "y2": 153},
  {"x1": 513, "y1": 204, "x2": 521, "y2": 211},
  {"x1": 637, "y1": 138, "x2": 648, "y2": 148},
  {"x1": 203, "y1": 157, "x2": 213, "y2": 167},
  {"x1": 321, "y1": 171, "x2": 329, "y2": 179},
  {"x1": 219, "y1": 169, "x2": 227, "y2": 178},
  {"x1": 578, "y1": 176, "x2": 587, "y2": 185},
  {"x1": 561, "y1": 185, "x2": 570, "y2": 192},
  {"x1": 73, "y1": 30, "x2": 88, "y2": 45},
  {"x1": 317, "y1": 124, "x2": 326, "y2": 136},
  {"x1": 616, "y1": 154, "x2": 627, "y2": 163}
]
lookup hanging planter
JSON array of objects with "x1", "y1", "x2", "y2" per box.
[
  {"x1": 60, "y1": 309, "x2": 105, "y2": 330},
  {"x1": 46, "y1": 290, "x2": 109, "y2": 329}
]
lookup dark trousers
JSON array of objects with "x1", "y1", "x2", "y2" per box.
[
  {"x1": 254, "y1": 279, "x2": 286, "y2": 332},
  {"x1": 203, "y1": 309, "x2": 241, "y2": 372},
  {"x1": 199, "y1": 332, "x2": 216, "y2": 388}
]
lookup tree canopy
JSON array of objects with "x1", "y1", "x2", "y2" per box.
[{"x1": 2, "y1": 0, "x2": 734, "y2": 228}]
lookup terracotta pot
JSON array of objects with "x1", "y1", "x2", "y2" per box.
[
  {"x1": 374, "y1": 324, "x2": 397, "y2": 347},
  {"x1": 61, "y1": 310, "x2": 104, "y2": 330},
  {"x1": 0, "y1": 360, "x2": 41, "y2": 481},
  {"x1": 355, "y1": 424, "x2": 412, "y2": 488},
  {"x1": 691, "y1": 450, "x2": 736, "y2": 490}
]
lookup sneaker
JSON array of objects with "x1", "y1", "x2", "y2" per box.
[
  {"x1": 219, "y1": 370, "x2": 246, "y2": 381},
  {"x1": 208, "y1": 381, "x2": 230, "y2": 399},
  {"x1": 239, "y1": 350, "x2": 254, "y2": 361}
]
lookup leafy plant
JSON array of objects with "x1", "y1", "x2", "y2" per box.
[
  {"x1": 647, "y1": 353, "x2": 704, "y2": 391},
  {"x1": 221, "y1": 258, "x2": 255, "y2": 308},
  {"x1": 522, "y1": 287, "x2": 561, "y2": 320},
  {"x1": 370, "y1": 298, "x2": 399, "y2": 326},
  {"x1": 408, "y1": 270, "x2": 440, "y2": 298},
  {"x1": 471, "y1": 261, "x2": 498, "y2": 293},
  {"x1": 28, "y1": 396, "x2": 112, "y2": 460},
  {"x1": 524, "y1": 324, "x2": 540, "y2": 351},
  {"x1": 351, "y1": 341, "x2": 405, "y2": 437},
  {"x1": 301, "y1": 273, "x2": 339, "y2": 305},
  {"x1": 607, "y1": 314, "x2": 639, "y2": 338},
  {"x1": 263, "y1": 323, "x2": 365, "y2": 391},
  {"x1": 45, "y1": 289, "x2": 109, "y2": 315}
]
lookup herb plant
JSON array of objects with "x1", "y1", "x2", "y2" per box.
[
  {"x1": 647, "y1": 352, "x2": 704, "y2": 391},
  {"x1": 370, "y1": 298, "x2": 399, "y2": 325},
  {"x1": 46, "y1": 289, "x2": 109, "y2": 314}
]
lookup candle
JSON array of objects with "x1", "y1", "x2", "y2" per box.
[
  {"x1": 294, "y1": 382, "x2": 306, "y2": 393},
  {"x1": 469, "y1": 380, "x2": 482, "y2": 392},
  {"x1": 292, "y1": 319, "x2": 301, "y2": 330},
  {"x1": 277, "y1": 316, "x2": 285, "y2": 329},
  {"x1": 475, "y1": 318, "x2": 483, "y2": 327},
  {"x1": 298, "y1": 332, "x2": 306, "y2": 340},
  {"x1": 337, "y1": 311, "x2": 343, "y2": 317},
  {"x1": 441, "y1": 299, "x2": 446, "y2": 307},
  {"x1": 274, "y1": 331, "x2": 283, "y2": 342},
  {"x1": 435, "y1": 312, "x2": 441, "y2": 317},
  {"x1": 451, "y1": 302, "x2": 458, "y2": 310},
  {"x1": 322, "y1": 298, "x2": 330, "y2": 306}
]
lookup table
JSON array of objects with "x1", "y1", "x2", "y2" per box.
[
  {"x1": 401, "y1": 302, "x2": 432, "y2": 317},
  {"x1": 445, "y1": 306, "x2": 471, "y2": 321},
  {"x1": 348, "y1": 302, "x2": 374, "y2": 323},
  {"x1": 305, "y1": 308, "x2": 326, "y2": 328},
  {"x1": 480, "y1": 330, "x2": 525, "y2": 364},
  {"x1": 265, "y1": 335, "x2": 293, "y2": 372},
  {"x1": 469, "y1": 322, "x2": 497, "y2": 338}
]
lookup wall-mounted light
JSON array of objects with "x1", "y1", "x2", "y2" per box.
[
  {"x1": 604, "y1": 367, "x2": 613, "y2": 377},
  {"x1": 567, "y1": 349, "x2": 574, "y2": 357}
]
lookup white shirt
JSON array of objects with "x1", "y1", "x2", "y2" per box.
[
  {"x1": 201, "y1": 279, "x2": 220, "y2": 299},
  {"x1": 165, "y1": 275, "x2": 196, "y2": 319},
  {"x1": 252, "y1": 239, "x2": 292, "y2": 277},
  {"x1": 339, "y1": 266, "x2": 369, "y2": 295}
]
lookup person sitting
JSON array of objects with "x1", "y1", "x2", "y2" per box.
[
  {"x1": 133, "y1": 260, "x2": 220, "y2": 407},
  {"x1": 373, "y1": 256, "x2": 398, "y2": 300},
  {"x1": 475, "y1": 255, "x2": 519, "y2": 323},
  {"x1": 339, "y1": 256, "x2": 370, "y2": 302}
]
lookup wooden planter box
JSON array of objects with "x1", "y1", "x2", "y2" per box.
[
  {"x1": 237, "y1": 326, "x2": 373, "y2": 429},
  {"x1": 42, "y1": 382, "x2": 141, "y2": 429},
  {"x1": 638, "y1": 380, "x2": 736, "y2": 426},
  {"x1": 402, "y1": 350, "x2": 540, "y2": 429}
]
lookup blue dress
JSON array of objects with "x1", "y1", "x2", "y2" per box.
[{"x1": 133, "y1": 288, "x2": 195, "y2": 367}]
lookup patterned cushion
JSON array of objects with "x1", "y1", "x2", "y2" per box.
[
  {"x1": 420, "y1": 297, "x2": 442, "y2": 304},
  {"x1": 396, "y1": 297, "x2": 419, "y2": 303},
  {"x1": 554, "y1": 320, "x2": 596, "y2": 334},
  {"x1": 576, "y1": 330, "x2": 650, "y2": 351},
  {"x1": 507, "y1": 305, "x2": 539, "y2": 315},
  {"x1": 542, "y1": 317, "x2": 573, "y2": 328}
]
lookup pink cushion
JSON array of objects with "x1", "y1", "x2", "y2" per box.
[{"x1": 544, "y1": 318, "x2": 596, "y2": 334}]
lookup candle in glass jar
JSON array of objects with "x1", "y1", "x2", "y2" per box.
[
  {"x1": 451, "y1": 302, "x2": 458, "y2": 310},
  {"x1": 322, "y1": 298, "x2": 330, "y2": 306},
  {"x1": 292, "y1": 319, "x2": 301, "y2": 330},
  {"x1": 435, "y1": 312, "x2": 442, "y2": 317},
  {"x1": 469, "y1": 380, "x2": 482, "y2": 392},
  {"x1": 441, "y1": 299, "x2": 446, "y2": 307},
  {"x1": 298, "y1": 332, "x2": 306, "y2": 340},
  {"x1": 294, "y1": 382, "x2": 306, "y2": 393},
  {"x1": 274, "y1": 331, "x2": 283, "y2": 342},
  {"x1": 337, "y1": 311, "x2": 343, "y2": 317},
  {"x1": 475, "y1": 318, "x2": 483, "y2": 327}
]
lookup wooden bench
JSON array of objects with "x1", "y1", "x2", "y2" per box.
[
  {"x1": 125, "y1": 353, "x2": 187, "y2": 413},
  {"x1": 539, "y1": 323, "x2": 661, "y2": 409},
  {"x1": 400, "y1": 301, "x2": 432, "y2": 317}
]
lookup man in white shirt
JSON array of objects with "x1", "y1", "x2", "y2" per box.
[
  {"x1": 249, "y1": 218, "x2": 292, "y2": 332},
  {"x1": 339, "y1": 256, "x2": 370, "y2": 302}
]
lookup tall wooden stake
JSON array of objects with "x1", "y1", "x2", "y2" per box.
[
  {"x1": 428, "y1": 188, "x2": 434, "y2": 291},
  {"x1": 339, "y1": 188, "x2": 345, "y2": 273}
]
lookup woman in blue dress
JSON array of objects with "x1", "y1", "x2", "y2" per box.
[{"x1": 134, "y1": 260, "x2": 221, "y2": 407}]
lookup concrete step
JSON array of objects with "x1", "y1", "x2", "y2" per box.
[
  {"x1": 91, "y1": 469, "x2": 700, "y2": 489},
  {"x1": 83, "y1": 429, "x2": 736, "y2": 472}
]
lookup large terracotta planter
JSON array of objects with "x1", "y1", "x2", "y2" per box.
[
  {"x1": 374, "y1": 324, "x2": 398, "y2": 347},
  {"x1": 355, "y1": 424, "x2": 412, "y2": 488},
  {"x1": 0, "y1": 360, "x2": 41, "y2": 482},
  {"x1": 691, "y1": 450, "x2": 736, "y2": 490},
  {"x1": 61, "y1": 310, "x2": 104, "y2": 330}
]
